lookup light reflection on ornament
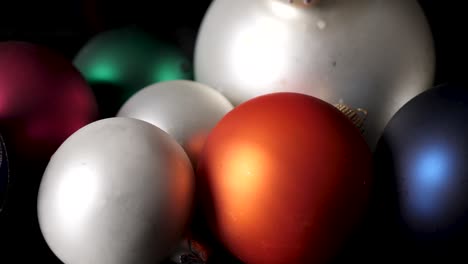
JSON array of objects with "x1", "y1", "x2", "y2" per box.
[
  {"x1": 86, "y1": 61, "x2": 120, "y2": 84},
  {"x1": 414, "y1": 146, "x2": 450, "y2": 190},
  {"x1": 231, "y1": 17, "x2": 288, "y2": 93},
  {"x1": 56, "y1": 166, "x2": 99, "y2": 234},
  {"x1": 404, "y1": 143, "x2": 453, "y2": 221},
  {"x1": 270, "y1": 1, "x2": 300, "y2": 19}
]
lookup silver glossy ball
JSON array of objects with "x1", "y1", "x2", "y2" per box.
[
  {"x1": 37, "y1": 117, "x2": 194, "y2": 264},
  {"x1": 195, "y1": 0, "x2": 435, "y2": 149},
  {"x1": 117, "y1": 80, "x2": 233, "y2": 165}
]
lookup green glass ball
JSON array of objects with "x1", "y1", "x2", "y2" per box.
[{"x1": 74, "y1": 26, "x2": 193, "y2": 117}]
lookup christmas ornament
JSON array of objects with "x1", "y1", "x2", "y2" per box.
[
  {"x1": 0, "y1": 134, "x2": 9, "y2": 213},
  {"x1": 197, "y1": 92, "x2": 372, "y2": 264},
  {"x1": 0, "y1": 41, "x2": 97, "y2": 160},
  {"x1": 117, "y1": 80, "x2": 233, "y2": 165},
  {"x1": 74, "y1": 26, "x2": 193, "y2": 117},
  {"x1": 194, "y1": 0, "x2": 435, "y2": 149},
  {"x1": 37, "y1": 117, "x2": 194, "y2": 264},
  {"x1": 374, "y1": 84, "x2": 468, "y2": 260}
]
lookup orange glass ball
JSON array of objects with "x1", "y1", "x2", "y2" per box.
[{"x1": 197, "y1": 92, "x2": 372, "y2": 264}]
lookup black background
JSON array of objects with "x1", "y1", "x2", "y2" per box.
[{"x1": 0, "y1": 0, "x2": 466, "y2": 263}]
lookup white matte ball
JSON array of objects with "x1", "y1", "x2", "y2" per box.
[
  {"x1": 117, "y1": 80, "x2": 233, "y2": 164},
  {"x1": 37, "y1": 117, "x2": 194, "y2": 264},
  {"x1": 195, "y1": 0, "x2": 435, "y2": 149}
]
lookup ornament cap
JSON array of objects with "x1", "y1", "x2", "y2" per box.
[
  {"x1": 287, "y1": 0, "x2": 321, "y2": 7},
  {"x1": 334, "y1": 103, "x2": 368, "y2": 134}
]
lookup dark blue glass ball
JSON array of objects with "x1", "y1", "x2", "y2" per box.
[{"x1": 374, "y1": 84, "x2": 468, "y2": 259}]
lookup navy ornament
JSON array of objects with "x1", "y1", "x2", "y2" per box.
[{"x1": 374, "y1": 84, "x2": 468, "y2": 260}]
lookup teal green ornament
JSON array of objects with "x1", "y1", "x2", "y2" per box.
[{"x1": 74, "y1": 26, "x2": 193, "y2": 117}]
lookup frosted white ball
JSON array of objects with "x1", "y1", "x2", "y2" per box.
[
  {"x1": 195, "y1": 0, "x2": 435, "y2": 148},
  {"x1": 117, "y1": 80, "x2": 233, "y2": 164},
  {"x1": 37, "y1": 117, "x2": 194, "y2": 264}
]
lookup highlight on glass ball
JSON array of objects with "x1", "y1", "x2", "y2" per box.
[
  {"x1": 0, "y1": 41, "x2": 98, "y2": 160},
  {"x1": 195, "y1": 0, "x2": 435, "y2": 149},
  {"x1": 374, "y1": 84, "x2": 468, "y2": 260},
  {"x1": 196, "y1": 92, "x2": 372, "y2": 264},
  {"x1": 74, "y1": 26, "x2": 193, "y2": 118},
  {"x1": 37, "y1": 117, "x2": 194, "y2": 264},
  {"x1": 117, "y1": 80, "x2": 233, "y2": 165}
]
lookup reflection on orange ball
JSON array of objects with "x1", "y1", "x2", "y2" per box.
[{"x1": 197, "y1": 92, "x2": 372, "y2": 264}]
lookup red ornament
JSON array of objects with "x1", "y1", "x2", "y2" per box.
[
  {"x1": 197, "y1": 92, "x2": 371, "y2": 264},
  {"x1": 0, "y1": 41, "x2": 97, "y2": 160}
]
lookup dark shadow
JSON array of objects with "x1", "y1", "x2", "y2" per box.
[
  {"x1": 0, "y1": 146, "x2": 61, "y2": 263},
  {"x1": 189, "y1": 165, "x2": 243, "y2": 264},
  {"x1": 88, "y1": 81, "x2": 127, "y2": 119}
]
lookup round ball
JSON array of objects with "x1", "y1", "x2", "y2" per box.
[
  {"x1": 117, "y1": 80, "x2": 233, "y2": 165},
  {"x1": 374, "y1": 84, "x2": 468, "y2": 257},
  {"x1": 74, "y1": 26, "x2": 193, "y2": 117},
  {"x1": 195, "y1": 0, "x2": 435, "y2": 149},
  {"x1": 0, "y1": 41, "x2": 97, "y2": 160},
  {"x1": 197, "y1": 92, "x2": 372, "y2": 264},
  {"x1": 0, "y1": 134, "x2": 9, "y2": 213},
  {"x1": 38, "y1": 117, "x2": 194, "y2": 264}
]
